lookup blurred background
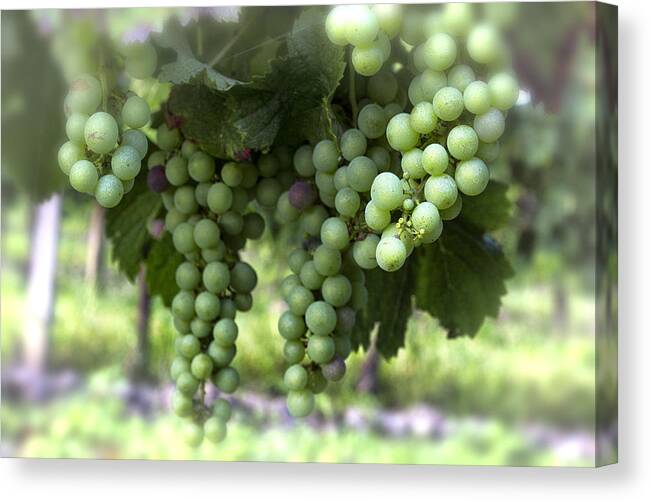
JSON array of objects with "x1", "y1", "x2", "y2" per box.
[{"x1": 1, "y1": 3, "x2": 617, "y2": 465}]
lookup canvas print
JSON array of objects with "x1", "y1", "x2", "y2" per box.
[{"x1": 1, "y1": 2, "x2": 618, "y2": 466}]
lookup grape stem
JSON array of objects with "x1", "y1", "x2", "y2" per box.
[{"x1": 348, "y1": 47, "x2": 358, "y2": 127}]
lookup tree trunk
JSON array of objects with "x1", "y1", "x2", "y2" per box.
[
  {"x1": 22, "y1": 193, "x2": 62, "y2": 374},
  {"x1": 131, "y1": 266, "x2": 151, "y2": 382},
  {"x1": 84, "y1": 202, "x2": 105, "y2": 289}
]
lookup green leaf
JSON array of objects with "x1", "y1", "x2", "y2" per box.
[
  {"x1": 459, "y1": 180, "x2": 513, "y2": 231},
  {"x1": 154, "y1": 18, "x2": 242, "y2": 91},
  {"x1": 145, "y1": 233, "x2": 182, "y2": 307},
  {"x1": 105, "y1": 175, "x2": 162, "y2": 281},
  {"x1": 414, "y1": 222, "x2": 514, "y2": 338}
]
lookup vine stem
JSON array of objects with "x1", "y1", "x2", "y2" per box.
[{"x1": 348, "y1": 47, "x2": 358, "y2": 127}]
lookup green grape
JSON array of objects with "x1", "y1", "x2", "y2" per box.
[
  {"x1": 367, "y1": 146, "x2": 391, "y2": 172},
  {"x1": 293, "y1": 144, "x2": 316, "y2": 177},
  {"x1": 187, "y1": 151, "x2": 215, "y2": 182},
  {"x1": 340, "y1": 129, "x2": 367, "y2": 161},
  {"x1": 335, "y1": 187, "x2": 361, "y2": 218},
  {"x1": 319, "y1": 190, "x2": 336, "y2": 209},
  {"x1": 287, "y1": 389, "x2": 315, "y2": 418},
  {"x1": 401, "y1": 9, "x2": 424, "y2": 45},
  {"x1": 333, "y1": 167, "x2": 349, "y2": 191},
  {"x1": 447, "y1": 64, "x2": 476, "y2": 92},
  {"x1": 298, "y1": 261, "x2": 324, "y2": 291},
  {"x1": 411, "y1": 201, "x2": 441, "y2": 235},
  {"x1": 455, "y1": 157, "x2": 489, "y2": 195},
  {"x1": 276, "y1": 192, "x2": 300, "y2": 223},
  {"x1": 69, "y1": 160, "x2": 98, "y2": 194},
  {"x1": 476, "y1": 141, "x2": 500, "y2": 163},
  {"x1": 440, "y1": 194, "x2": 463, "y2": 220},
  {"x1": 284, "y1": 365, "x2": 308, "y2": 391},
  {"x1": 181, "y1": 140, "x2": 198, "y2": 159},
  {"x1": 67, "y1": 74, "x2": 101, "y2": 114},
  {"x1": 422, "y1": 143, "x2": 449, "y2": 176},
  {"x1": 447, "y1": 124, "x2": 479, "y2": 160},
  {"x1": 352, "y1": 45, "x2": 384, "y2": 77},
  {"x1": 178, "y1": 333, "x2": 200, "y2": 358},
  {"x1": 315, "y1": 171, "x2": 336, "y2": 195},
  {"x1": 95, "y1": 174, "x2": 124, "y2": 208},
  {"x1": 284, "y1": 340, "x2": 306, "y2": 364},
  {"x1": 423, "y1": 33, "x2": 457, "y2": 71},
  {"x1": 194, "y1": 291, "x2": 221, "y2": 321},
  {"x1": 213, "y1": 398, "x2": 232, "y2": 421},
  {"x1": 65, "y1": 113, "x2": 88, "y2": 144},
  {"x1": 207, "y1": 182, "x2": 233, "y2": 214},
  {"x1": 230, "y1": 186, "x2": 251, "y2": 213},
  {"x1": 424, "y1": 174, "x2": 458, "y2": 209},
  {"x1": 256, "y1": 178, "x2": 282, "y2": 207},
  {"x1": 213, "y1": 318, "x2": 238, "y2": 346},
  {"x1": 305, "y1": 301, "x2": 337, "y2": 337},
  {"x1": 278, "y1": 311, "x2": 307, "y2": 340},
  {"x1": 420, "y1": 69, "x2": 448, "y2": 101},
  {"x1": 433, "y1": 87, "x2": 464, "y2": 122},
  {"x1": 111, "y1": 145, "x2": 141, "y2": 181},
  {"x1": 174, "y1": 185, "x2": 198, "y2": 215},
  {"x1": 190, "y1": 353, "x2": 214, "y2": 380},
  {"x1": 219, "y1": 211, "x2": 244, "y2": 236},
  {"x1": 124, "y1": 42, "x2": 158, "y2": 79},
  {"x1": 204, "y1": 417, "x2": 227, "y2": 444},
  {"x1": 122, "y1": 129, "x2": 148, "y2": 159},
  {"x1": 122, "y1": 178, "x2": 135, "y2": 194},
  {"x1": 412, "y1": 43, "x2": 427, "y2": 73},
  {"x1": 220, "y1": 161, "x2": 243, "y2": 187},
  {"x1": 367, "y1": 71, "x2": 398, "y2": 105},
  {"x1": 190, "y1": 318, "x2": 211, "y2": 338},
  {"x1": 121, "y1": 95, "x2": 150, "y2": 129},
  {"x1": 407, "y1": 76, "x2": 426, "y2": 106},
  {"x1": 176, "y1": 261, "x2": 201, "y2": 290},
  {"x1": 376, "y1": 237, "x2": 407, "y2": 272},
  {"x1": 208, "y1": 342, "x2": 236, "y2": 368},
  {"x1": 58, "y1": 141, "x2": 86, "y2": 175},
  {"x1": 157, "y1": 123, "x2": 181, "y2": 151},
  {"x1": 170, "y1": 357, "x2": 190, "y2": 381},
  {"x1": 383, "y1": 102, "x2": 404, "y2": 122},
  {"x1": 171, "y1": 391, "x2": 193, "y2": 417},
  {"x1": 165, "y1": 155, "x2": 189, "y2": 186},
  {"x1": 325, "y1": 6, "x2": 349, "y2": 46},
  {"x1": 442, "y1": 2, "x2": 474, "y2": 35},
  {"x1": 172, "y1": 222, "x2": 197, "y2": 254},
  {"x1": 467, "y1": 24, "x2": 502, "y2": 65},
  {"x1": 345, "y1": 5, "x2": 379, "y2": 46},
  {"x1": 321, "y1": 275, "x2": 352, "y2": 308},
  {"x1": 401, "y1": 148, "x2": 426, "y2": 179},
  {"x1": 352, "y1": 234, "x2": 379, "y2": 269},
  {"x1": 313, "y1": 245, "x2": 342, "y2": 277},
  {"x1": 202, "y1": 243, "x2": 226, "y2": 263},
  {"x1": 307, "y1": 334, "x2": 336, "y2": 364},
  {"x1": 195, "y1": 182, "x2": 211, "y2": 207},
  {"x1": 334, "y1": 334, "x2": 352, "y2": 359},
  {"x1": 242, "y1": 212, "x2": 265, "y2": 240},
  {"x1": 372, "y1": 4, "x2": 403, "y2": 38},
  {"x1": 281, "y1": 274, "x2": 302, "y2": 300},
  {"x1": 386, "y1": 113, "x2": 419, "y2": 152},
  {"x1": 473, "y1": 108, "x2": 505, "y2": 143},
  {"x1": 230, "y1": 262, "x2": 257, "y2": 293},
  {"x1": 347, "y1": 156, "x2": 378, "y2": 193},
  {"x1": 287, "y1": 285, "x2": 315, "y2": 316},
  {"x1": 410, "y1": 101, "x2": 437, "y2": 134},
  {"x1": 213, "y1": 367, "x2": 240, "y2": 394},
  {"x1": 84, "y1": 112, "x2": 118, "y2": 154},
  {"x1": 288, "y1": 249, "x2": 310, "y2": 275},
  {"x1": 255, "y1": 153, "x2": 278, "y2": 178},
  {"x1": 193, "y1": 218, "x2": 221, "y2": 249},
  {"x1": 321, "y1": 217, "x2": 350, "y2": 250},
  {"x1": 203, "y1": 261, "x2": 230, "y2": 294},
  {"x1": 488, "y1": 73, "x2": 519, "y2": 110},
  {"x1": 381, "y1": 224, "x2": 415, "y2": 257},
  {"x1": 358, "y1": 103, "x2": 387, "y2": 139},
  {"x1": 370, "y1": 172, "x2": 403, "y2": 210},
  {"x1": 364, "y1": 200, "x2": 391, "y2": 233},
  {"x1": 464, "y1": 80, "x2": 491, "y2": 115}
]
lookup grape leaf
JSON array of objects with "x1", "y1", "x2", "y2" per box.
[
  {"x1": 413, "y1": 222, "x2": 514, "y2": 338},
  {"x1": 459, "y1": 180, "x2": 512, "y2": 231},
  {"x1": 145, "y1": 233, "x2": 182, "y2": 306},
  {"x1": 104, "y1": 175, "x2": 162, "y2": 281}
]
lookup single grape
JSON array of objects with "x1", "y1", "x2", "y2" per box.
[
  {"x1": 320, "y1": 217, "x2": 349, "y2": 250},
  {"x1": 195, "y1": 182, "x2": 211, "y2": 207},
  {"x1": 321, "y1": 275, "x2": 352, "y2": 307},
  {"x1": 286, "y1": 389, "x2": 315, "y2": 418},
  {"x1": 213, "y1": 318, "x2": 238, "y2": 346},
  {"x1": 440, "y1": 194, "x2": 463, "y2": 220},
  {"x1": 58, "y1": 141, "x2": 86, "y2": 175},
  {"x1": 202, "y1": 243, "x2": 226, "y2": 264},
  {"x1": 181, "y1": 140, "x2": 198, "y2": 159},
  {"x1": 208, "y1": 342, "x2": 236, "y2": 368},
  {"x1": 345, "y1": 5, "x2": 379, "y2": 46},
  {"x1": 213, "y1": 398, "x2": 232, "y2": 422},
  {"x1": 455, "y1": 157, "x2": 490, "y2": 195},
  {"x1": 386, "y1": 113, "x2": 419, "y2": 152},
  {"x1": 67, "y1": 74, "x2": 101, "y2": 114},
  {"x1": 147, "y1": 152, "x2": 168, "y2": 171},
  {"x1": 174, "y1": 185, "x2": 199, "y2": 215},
  {"x1": 335, "y1": 307, "x2": 357, "y2": 336},
  {"x1": 364, "y1": 200, "x2": 391, "y2": 233},
  {"x1": 69, "y1": 160, "x2": 98, "y2": 194},
  {"x1": 476, "y1": 141, "x2": 500, "y2": 163},
  {"x1": 367, "y1": 71, "x2": 399, "y2": 105},
  {"x1": 242, "y1": 212, "x2": 265, "y2": 240},
  {"x1": 325, "y1": 6, "x2": 349, "y2": 45},
  {"x1": 422, "y1": 143, "x2": 449, "y2": 176},
  {"x1": 95, "y1": 174, "x2": 124, "y2": 208},
  {"x1": 122, "y1": 129, "x2": 148, "y2": 159},
  {"x1": 281, "y1": 274, "x2": 302, "y2": 299},
  {"x1": 190, "y1": 318, "x2": 211, "y2": 338},
  {"x1": 84, "y1": 112, "x2": 118, "y2": 154},
  {"x1": 352, "y1": 45, "x2": 384, "y2": 77},
  {"x1": 423, "y1": 33, "x2": 457, "y2": 71},
  {"x1": 65, "y1": 113, "x2": 88, "y2": 144},
  {"x1": 207, "y1": 182, "x2": 233, "y2": 214},
  {"x1": 352, "y1": 234, "x2": 380, "y2": 269},
  {"x1": 293, "y1": 144, "x2": 316, "y2": 177},
  {"x1": 473, "y1": 108, "x2": 506, "y2": 143},
  {"x1": 367, "y1": 146, "x2": 391, "y2": 172},
  {"x1": 447, "y1": 64, "x2": 476, "y2": 92},
  {"x1": 347, "y1": 156, "x2": 378, "y2": 193},
  {"x1": 488, "y1": 73, "x2": 519, "y2": 110},
  {"x1": 313, "y1": 244, "x2": 342, "y2": 277},
  {"x1": 230, "y1": 262, "x2": 257, "y2": 293},
  {"x1": 401, "y1": 148, "x2": 427, "y2": 179},
  {"x1": 340, "y1": 129, "x2": 367, "y2": 161},
  {"x1": 333, "y1": 167, "x2": 349, "y2": 191},
  {"x1": 171, "y1": 391, "x2": 193, "y2": 417},
  {"x1": 278, "y1": 311, "x2": 307, "y2": 340},
  {"x1": 204, "y1": 417, "x2": 227, "y2": 444},
  {"x1": 111, "y1": 145, "x2": 142, "y2": 181},
  {"x1": 157, "y1": 123, "x2": 181, "y2": 151},
  {"x1": 190, "y1": 353, "x2": 214, "y2": 380},
  {"x1": 408, "y1": 76, "x2": 426, "y2": 106},
  {"x1": 467, "y1": 24, "x2": 502, "y2": 65},
  {"x1": 288, "y1": 249, "x2": 310, "y2": 275},
  {"x1": 193, "y1": 218, "x2": 221, "y2": 249},
  {"x1": 255, "y1": 178, "x2": 282, "y2": 207},
  {"x1": 382, "y1": 223, "x2": 415, "y2": 257},
  {"x1": 401, "y1": 9, "x2": 425, "y2": 45},
  {"x1": 239, "y1": 162, "x2": 259, "y2": 188},
  {"x1": 284, "y1": 364, "x2": 308, "y2": 391},
  {"x1": 176, "y1": 261, "x2": 201, "y2": 290},
  {"x1": 234, "y1": 291, "x2": 252, "y2": 311},
  {"x1": 203, "y1": 261, "x2": 230, "y2": 294},
  {"x1": 370, "y1": 171, "x2": 403, "y2": 211},
  {"x1": 121, "y1": 95, "x2": 150, "y2": 129},
  {"x1": 372, "y1": 4, "x2": 403, "y2": 38},
  {"x1": 220, "y1": 211, "x2": 244, "y2": 237},
  {"x1": 358, "y1": 103, "x2": 387, "y2": 139},
  {"x1": 287, "y1": 285, "x2": 315, "y2": 316},
  {"x1": 420, "y1": 69, "x2": 448, "y2": 101},
  {"x1": 170, "y1": 357, "x2": 190, "y2": 381},
  {"x1": 306, "y1": 301, "x2": 337, "y2": 337},
  {"x1": 322, "y1": 357, "x2": 346, "y2": 382},
  {"x1": 147, "y1": 166, "x2": 169, "y2": 193},
  {"x1": 315, "y1": 171, "x2": 336, "y2": 195},
  {"x1": 411, "y1": 201, "x2": 441, "y2": 235},
  {"x1": 300, "y1": 205, "x2": 328, "y2": 237},
  {"x1": 442, "y1": 2, "x2": 474, "y2": 35},
  {"x1": 177, "y1": 333, "x2": 200, "y2": 358},
  {"x1": 447, "y1": 125, "x2": 479, "y2": 160},
  {"x1": 410, "y1": 102, "x2": 437, "y2": 134},
  {"x1": 376, "y1": 237, "x2": 407, "y2": 272},
  {"x1": 433, "y1": 87, "x2": 464, "y2": 122},
  {"x1": 172, "y1": 222, "x2": 197, "y2": 254},
  {"x1": 335, "y1": 187, "x2": 361, "y2": 218},
  {"x1": 213, "y1": 367, "x2": 240, "y2": 394},
  {"x1": 383, "y1": 102, "x2": 404, "y2": 122},
  {"x1": 124, "y1": 42, "x2": 158, "y2": 80},
  {"x1": 221, "y1": 161, "x2": 243, "y2": 187},
  {"x1": 463, "y1": 80, "x2": 491, "y2": 115},
  {"x1": 424, "y1": 174, "x2": 458, "y2": 209},
  {"x1": 188, "y1": 151, "x2": 215, "y2": 182}
]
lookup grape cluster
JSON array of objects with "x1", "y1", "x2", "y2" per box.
[{"x1": 57, "y1": 73, "x2": 151, "y2": 208}]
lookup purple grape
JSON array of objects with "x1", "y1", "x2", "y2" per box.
[
  {"x1": 322, "y1": 357, "x2": 346, "y2": 382},
  {"x1": 148, "y1": 219, "x2": 165, "y2": 239},
  {"x1": 148, "y1": 165, "x2": 170, "y2": 193},
  {"x1": 288, "y1": 180, "x2": 316, "y2": 210}
]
